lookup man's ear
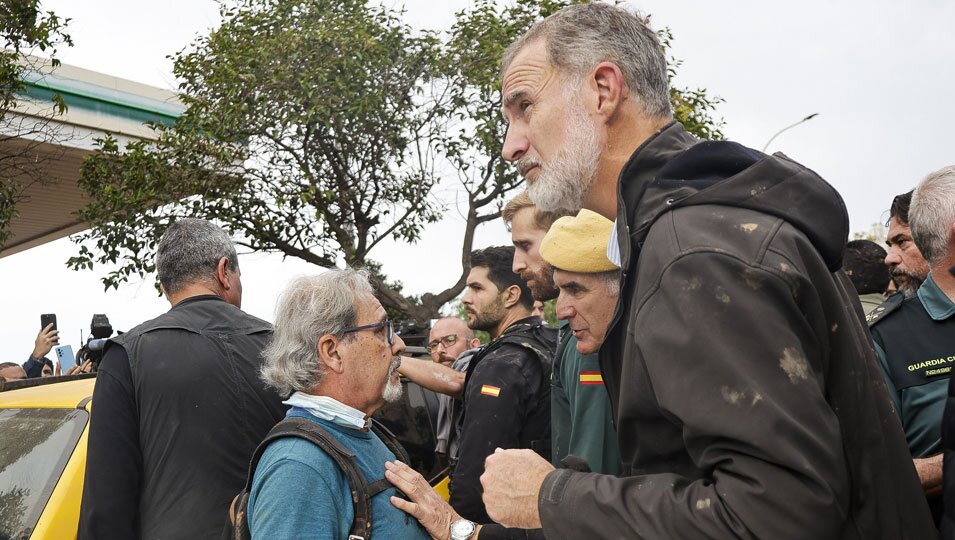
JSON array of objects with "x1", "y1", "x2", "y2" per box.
[
  {"x1": 317, "y1": 334, "x2": 345, "y2": 374},
  {"x1": 502, "y1": 285, "x2": 523, "y2": 309},
  {"x1": 469, "y1": 337, "x2": 481, "y2": 348},
  {"x1": 215, "y1": 257, "x2": 233, "y2": 290},
  {"x1": 591, "y1": 61, "x2": 627, "y2": 123}
]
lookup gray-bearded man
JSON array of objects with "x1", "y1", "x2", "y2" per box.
[{"x1": 475, "y1": 3, "x2": 933, "y2": 539}]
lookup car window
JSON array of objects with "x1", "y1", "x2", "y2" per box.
[{"x1": 0, "y1": 408, "x2": 88, "y2": 539}]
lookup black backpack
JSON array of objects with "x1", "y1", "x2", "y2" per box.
[{"x1": 228, "y1": 416, "x2": 410, "y2": 540}]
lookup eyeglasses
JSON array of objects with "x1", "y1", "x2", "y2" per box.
[
  {"x1": 426, "y1": 334, "x2": 459, "y2": 354},
  {"x1": 341, "y1": 320, "x2": 395, "y2": 346}
]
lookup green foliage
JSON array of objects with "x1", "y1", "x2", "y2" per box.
[
  {"x1": 658, "y1": 27, "x2": 725, "y2": 141},
  {"x1": 0, "y1": 0, "x2": 71, "y2": 248},
  {"x1": 541, "y1": 298, "x2": 558, "y2": 327},
  {"x1": 433, "y1": 0, "x2": 581, "y2": 216},
  {"x1": 70, "y1": 0, "x2": 442, "y2": 297},
  {"x1": 70, "y1": 0, "x2": 725, "y2": 322}
]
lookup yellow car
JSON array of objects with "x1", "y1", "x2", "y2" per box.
[
  {"x1": 0, "y1": 375, "x2": 94, "y2": 539},
  {"x1": 0, "y1": 371, "x2": 449, "y2": 539}
]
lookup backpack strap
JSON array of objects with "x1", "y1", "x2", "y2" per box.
[
  {"x1": 552, "y1": 327, "x2": 574, "y2": 383},
  {"x1": 370, "y1": 418, "x2": 410, "y2": 465},
  {"x1": 242, "y1": 417, "x2": 376, "y2": 540}
]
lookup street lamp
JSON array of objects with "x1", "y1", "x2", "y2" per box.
[{"x1": 761, "y1": 113, "x2": 819, "y2": 153}]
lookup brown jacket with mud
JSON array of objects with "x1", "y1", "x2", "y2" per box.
[{"x1": 538, "y1": 122, "x2": 934, "y2": 539}]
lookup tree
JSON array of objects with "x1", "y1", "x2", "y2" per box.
[
  {"x1": 0, "y1": 0, "x2": 72, "y2": 249},
  {"x1": 70, "y1": 0, "x2": 447, "y2": 320},
  {"x1": 70, "y1": 0, "x2": 724, "y2": 322},
  {"x1": 852, "y1": 223, "x2": 886, "y2": 243}
]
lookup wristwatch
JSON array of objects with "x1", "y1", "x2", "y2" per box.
[{"x1": 449, "y1": 518, "x2": 476, "y2": 540}]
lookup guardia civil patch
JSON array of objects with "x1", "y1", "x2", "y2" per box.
[{"x1": 481, "y1": 385, "x2": 501, "y2": 397}]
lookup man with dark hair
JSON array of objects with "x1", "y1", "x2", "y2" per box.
[
  {"x1": 444, "y1": 245, "x2": 556, "y2": 530},
  {"x1": 470, "y1": 3, "x2": 932, "y2": 539},
  {"x1": 79, "y1": 218, "x2": 286, "y2": 540},
  {"x1": 0, "y1": 362, "x2": 26, "y2": 381},
  {"x1": 885, "y1": 190, "x2": 930, "y2": 298},
  {"x1": 23, "y1": 323, "x2": 59, "y2": 377},
  {"x1": 870, "y1": 166, "x2": 955, "y2": 532},
  {"x1": 844, "y1": 239, "x2": 890, "y2": 314}
]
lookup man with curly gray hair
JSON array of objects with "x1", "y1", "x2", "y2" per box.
[{"x1": 249, "y1": 269, "x2": 429, "y2": 539}]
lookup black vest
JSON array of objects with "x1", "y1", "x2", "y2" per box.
[
  {"x1": 452, "y1": 317, "x2": 557, "y2": 460},
  {"x1": 870, "y1": 295, "x2": 955, "y2": 392},
  {"x1": 109, "y1": 295, "x2": 287, "y2": 539}
]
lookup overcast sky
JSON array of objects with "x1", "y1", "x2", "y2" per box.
[{"x1": 3, "y1": 0, "x2": 954, "y2": 364}]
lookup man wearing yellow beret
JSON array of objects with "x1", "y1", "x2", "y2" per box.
[{"x1": 538, "y1": 209, "x2": 621, "y2": 476}]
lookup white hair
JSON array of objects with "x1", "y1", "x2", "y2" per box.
[
  {"x1": 261, "y1": 269, "x2": 374, "y2": 397},
  {"x1": 910, "y1": 165, "x2": 955, "y2": 266},
  {"x1": 600, "y1": 270, "x2": 621, "y2": 298}
]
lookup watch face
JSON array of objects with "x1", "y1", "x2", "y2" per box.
[{"x1": 451, "y1": 519, "x2": 475, "y2": 537}]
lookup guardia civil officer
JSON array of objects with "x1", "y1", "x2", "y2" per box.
[{"x1": 872, "y1": 166, "x2": 955, "y2": 533}]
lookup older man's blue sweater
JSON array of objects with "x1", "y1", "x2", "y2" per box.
[{"x1": 248, "y1": 408, "x2": 429, "y2": 540}]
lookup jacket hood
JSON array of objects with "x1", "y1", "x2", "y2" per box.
[{"x1": 626, "y1": 123, "x2": 849, "y2": 271}]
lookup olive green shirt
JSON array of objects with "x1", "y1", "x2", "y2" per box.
[{"x1": 551, "y1": 324, "x2": 621, "y2": 475}]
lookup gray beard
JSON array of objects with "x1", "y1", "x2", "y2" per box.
[
  {"x1": 892, "y1": 271, "x2": 924, "y2": 298},
  {"x1": 382, "y1": 357, "x2": 403, "y2": 403},
  {"x1": 526, "y1": 93, "x2": 601, "y2": 213}
]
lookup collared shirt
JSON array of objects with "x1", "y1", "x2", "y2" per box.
[
  {"x1": 858, "y1": 292, "x2": 887, "y2": 316},
  {"x1": 873, "y1": 273, "x2": 955, "y2": 457},
  {"x1": 918, "y1": 273, "x2": 955, "y2": 321},
  {"x1": 607, "y1": 218, "x2": 622, "y2": 268},
  {"x1": 283, "y1": 392, "x2": 369, "y2": 430}
]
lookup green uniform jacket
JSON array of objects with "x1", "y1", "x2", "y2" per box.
[
  {"x1": 871, "y1": 274, "x2": 955, "y2": 458},
  {"x1": 551, "y1": 323, "x2": 621, "y2": 475}
]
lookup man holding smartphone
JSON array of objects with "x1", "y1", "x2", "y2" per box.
[{"x1": 24, "y1": 318, "x2": 59, "y2": 378}]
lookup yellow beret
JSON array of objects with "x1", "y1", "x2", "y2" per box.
[{"x1": 540, "y1": 209, "x2": 616, "y2": 273}]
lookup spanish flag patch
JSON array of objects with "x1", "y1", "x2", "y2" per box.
[
  {"x1": 579, "y1": 371, "x2": 603, "y2": 385},
  {"x1": 481, "y1": 385, "x2": 501, "y2": 397}
]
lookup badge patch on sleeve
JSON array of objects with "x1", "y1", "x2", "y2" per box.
[
  {"x1": 481, "y1": 384, "x2": 501, "y2": 397},
  {"x1": 579, "y1": 371, "x2": 603, "y2": 385}
]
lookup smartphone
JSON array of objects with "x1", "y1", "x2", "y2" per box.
[
  {"x1": 40, "y1": 313, "x2": 57, "y2": 331},
  {"x1": 55, "y1": 345, "x2": 75, "y2": 367}
]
